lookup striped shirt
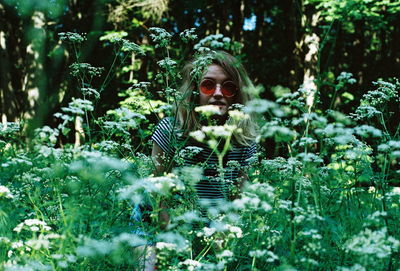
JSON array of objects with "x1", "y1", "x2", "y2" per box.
[{"x1": 152, "y1": 117, "x2": 257, "y2": 207}]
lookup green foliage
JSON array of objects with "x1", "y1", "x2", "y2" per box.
[{"x1": 1, "y1": 26, "x2": 400, "y2": 271}]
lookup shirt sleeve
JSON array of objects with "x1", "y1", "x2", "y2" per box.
[{"x1": 151, "y1": 118, "x2": 178, "y2": 158}]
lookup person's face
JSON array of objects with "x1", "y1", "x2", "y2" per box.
[{"x1": 198, "y1": 64, "x2": 237, "y2": 117}]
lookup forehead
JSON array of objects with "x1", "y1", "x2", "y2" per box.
[{"x1": 202, "y1": 64, "x2": 229, "y2": 80}]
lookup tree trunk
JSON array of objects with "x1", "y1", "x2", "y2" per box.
[
  {"x1": 254, "y1": 0, "x2": 264, "y2": 50},
  {"x1": 232, "y1": 0, "x2": 243, "y2": 42},
  {"x1": 0, "y1": 4, "x2": 26, "y2": 122},
  {"x1": 74, "y1": 116, "x2": 85, "y2": 147},
  {"x1": 287, "y1": 0, "x2": 303, "y2": 91},
  {"x1": 302, "y1": 7, "x2": 320, "y2": 110}
]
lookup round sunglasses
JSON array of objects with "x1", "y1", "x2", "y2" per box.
[{"x1": 199, "y1": 79, "x2": 238, "y2": 98}]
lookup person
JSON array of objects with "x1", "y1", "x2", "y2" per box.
[{"x1": 135, "y1": 50, "x2": 258, "y2": 270}]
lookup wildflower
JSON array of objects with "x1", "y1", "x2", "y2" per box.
[
  {"x1": 69, "y1": 63, "x2": 104, "y2": 77},
  {"x1": 179, "y1": 259, "x2": 202, "y2": 271},
  {"x1": 353, "y1": 105, "x2": 381, "y2": 119},
  {"x1": 156, "y1": 242, "x2": 176, "y2": 250},
  {"x1": 178, "y1": 146, "x2": 203, "y2": 159},
  {"x1": 121, "y1": 39, "x2": 145, "y2": 55},
  {"x1": 194, "y1": 34, "x2": 233, "y2": 51},
  {"x1": 296, "y1": 152, "x2": 324, "y2": 164},
  {"x1": 25, "y1": 239, "x2": 50, "y2": 250},
  {"x1": 131, "y1": 81, "x2": 151, "y2": 91},
  {"x1": 197, "y1": 226, "x2": 216, "y2": 237},
  {"x1": 225, "y1": 225, "x2": 243, "y2": 238},
  {"x1": 228, "y1": 110, "x2": 249, "y2": 122},
  {"x1": 149, "y1": 27, "x2": 172, "y2": 48},
  {"x1": 353, "y1": 125, "x2": 383, "y2": 138},
  {"x1": 58, "y1": 32, "x2": 85, "y2": 43},
  {"x1": 99, "y1": 31, "x2": 127, "y2": 43},
  {"x1": 190, "y1": 130, "x2": 206, "y2": 142},
  {"x1": 363, "y1": 211, "x2": 387, "y2": 227},
  {"x1": 298, "y1": 229, "x2": 322, "y2": 240},
  {"x1": 337, "y1": 71, "x2": 357, "y2": 85},
  {"x1": 249, "y1": 250, "x2": 279, "y2": 262},
  {"x1": 0, "y1": 186, "x2": 14, "y2": 199},
  {"x1": 201, "y1": 124, "x2": 237, "y2": 138},
  {"x1": 11, "y1": 241, "x2": 24, "y2": 249},
  {"x1": 13, "y1": 219, "x2": 51, "y2": 233},
  {"x1": 61, "y1": 98, "x2": 94, "y2": 115},
  {"x1": 244, "y1": 98, "x2": 283, "y2": 116},
  {"x1": 337, "y1": 264, "x2": 367, "y2": 271},
  {"x1": 345, "y1": 227, "x2": 399, "y2": 259},
  {"x1": 80, "y1": 87, "x2": 100, "y2": 99},
  {"x1": 174, "y1": 211, "x2": 205, "y2": 224},
  {"x1": 110, "y1": 233, "x2": 147, "y2": 249},
  {"x1": 156, "y1": 232, "x2": 188, "y2": 251},
  {"x1": 157, "y1": 57, "x2": 177, "y2": 69},
  {"x1": 76, "y1": 238, "x2": 113, "y2": 256},
  {"x1": 296, "y1": 137, "x2": 318, "y2": 147},
  {"x1": 217, "y1": 249, "x2": 234, "y2": 259},
  {"x1": 258, "y1": 121, "x2": 297, "y2": 143},
  {"x1": 174, "y1": 166, "x2": 204, "y2": 186},
  {"x1": 147, "y1": 174, "x2": 185, "y2": 195},
  {"x1": 180, "y1": 28, "x2": 197, "y2": 43},
  {"x1": 195, "y1": 105, "x2": 222, "y2": 116}
]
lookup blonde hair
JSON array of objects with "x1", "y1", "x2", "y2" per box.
[{"x1": 174, "y1": 51, "x2": 258, "y2": 146}]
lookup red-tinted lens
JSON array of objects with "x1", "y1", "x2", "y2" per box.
[
  {"x1": 200, "y1": 79, "x2": 216, "y2": 95},
  {"x1": 221, "y1": 81, "x2": 237, "y2": 97}
]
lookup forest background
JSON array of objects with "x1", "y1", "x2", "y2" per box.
[{"x1": 2, "y1": 0, "x2": 399, "y2": 144}]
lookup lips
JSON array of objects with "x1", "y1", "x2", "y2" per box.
[{"x1": 209, "y1": 101, "x2": 226, "y2": 106}]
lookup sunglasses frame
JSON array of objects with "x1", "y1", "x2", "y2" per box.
[{"x1": 199, "y1": 79, "x2": 238, "y2": 98}]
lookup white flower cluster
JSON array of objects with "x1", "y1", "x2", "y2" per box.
[
  {"x1": 336, "y1": 264, "x2": 367, "y2": 271},
  {"x1": 179, "y1": 259, "x2": 202, "y2": 271},
  {"x1": 146, "y1": 174, "x2": 185, "y2": 195},
  {"x1": 14, "y1": 219, "x2": 51, "y2": 233},
  {"x1": 190, "y1": 124, "x2": 238, "y2": 147},
  {"x1": 228, "y1": 110, "x2": 249, "y2": 122},
  {"x1": 249, "y1": 250, "x2": 279, "y2": 262},
  {"x1": 179, "y1": 28, "x2": 197, "y2": 43},
  {"x1": 178, "y1": 146, "x2": 203, "y2": 162},
  {"x1": 245, "y1": 98, "x2": 283, "y2": 116},
  {"x1": 189, "y1": 130, "x2": 206, "y2": 142},
  {"x1": 156, "y1": 232, "x2": 188, "y2": 252},
  {"x1": 258, "y1": 121, "x2": 297, "y2": 143},
  {"x1": 345, "y1": 227, "x2": 399, "y2": 259},
  {"x1": 77, "y1": 233, "x2": 146, "y2": 257},
  {"x1": 224, "y1": 224, "x2": 243, "y2": 238},
  {"x1": 298, "y1": 229, "x2": 322, "y2": 240},
  {"x1": 202, "y1": 125, "x2": 237, "y2": 138},
  {"x1": 197, "y1": 226, "x2": 216, "y2": 237},
  {"x1": 0, "y1": 185, "x2": 14, "y2": 199},
  {"x1": 232, "y1": 195, "x2": 272, "y2": 211},
  {"x1": 119, "y1": 173, "x2": 185, "y2": 204},
  {"x1": 13, "y1": 219, "x2": 51, "y2": 233},
  {"x1": 378, "y1": 140, "x2": 400, "y2": 158},
  {"x1": 195, "y1": 105, "x2": 222, "y2": 116},
  {"x1": 34, "y1": 126, "x2": 59, "y2": 146},
  {"x1": 217, "y1": 249, "x2": 234, "y2": 259},
  {"x1": 61, "y1": 98, "x2": 94, "y2": 115},
  {"x1": 149, "y1": 27, "x2": 172, "y2": 48},
  {"x1": 194, "y1": 34, "x2": 232, "y2": 51},
  {"x1": 157, "y1": 57, "x2": 177, "y2": 69}
]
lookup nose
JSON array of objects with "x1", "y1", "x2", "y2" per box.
[{"x1": 213, "y1": 84, "x2": 223, "y2": 97}]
